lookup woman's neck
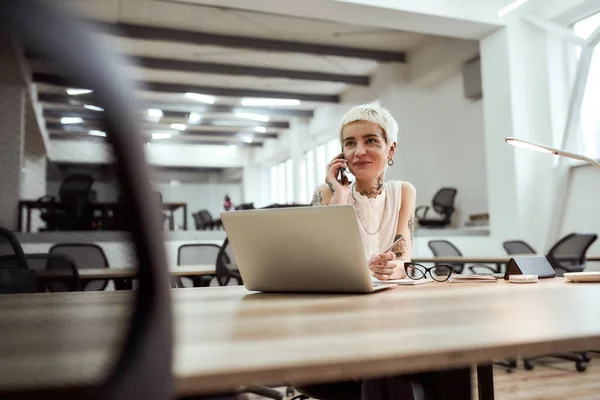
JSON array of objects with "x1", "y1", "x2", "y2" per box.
[{"x1": 354, "y1": 174, "x2": 384, "y2": 198}]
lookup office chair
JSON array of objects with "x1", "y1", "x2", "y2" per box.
[
  {"x1": 503, "y1": 240, "x2": 536, "y2": 255},
  {"x1": 427, "y1": 240, "x2": 500, "y2": 274},
  {"x1": 546, "y1": 232, "x2": 598, "y2": 276},
  {"x1": 0, "y1": 227, "x2": 37, "y2": 294},
  {"x1": 1, "y1": 2, "x2": 173, "y2": 398},
  {"x1": 520, "y1": 233, "x2": 597, "y2": 373},
  {"x1": 415, "y1": 187, "x2": 457, "y2": 228},
  {"x1": 49, "y1": 243, "x2": 110, "y2": 291},
  {"x1": 216, "y1": 238, "x2": 243, "y2": 286},
  {"x1": 40, "y1": 173, "x2": 95, "y2": 231},
  {"x1": 26, "y1": 253, "x2": 81, "y2": 292},
  {"x1": 176, "y1": 243, "x2": 219, "y2": 287}
]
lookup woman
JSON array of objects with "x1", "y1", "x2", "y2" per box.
[
  {"x1": 295, "y1": 104, "x2": 422, "y2": 400},
  {"x1": 312, "y1": 103, "x2": 416, "y2": 281}
]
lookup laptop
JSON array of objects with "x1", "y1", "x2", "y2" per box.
[{"x1": 219, "y1": 205, "x2": 398, "y2": 293}]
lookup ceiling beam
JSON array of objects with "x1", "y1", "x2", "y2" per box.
[
  {"x1": 49, "y1": 133, "x2": 263, "y2": 147},
  {"x1": 45, "y1": 116, "x2": 289, "y2": 129},
  {"x1": 37, "y1": 93, "x2": 315, "y2": 117},
  {"x1": 33, "y1": 73, "x2": 339, "y2": 103},
  {"x1": 28, "y1": 53, "x2": 370, "y2": 85},
  {"x1": 94, "y1": 22, "x2": 406, "y2": 62}
]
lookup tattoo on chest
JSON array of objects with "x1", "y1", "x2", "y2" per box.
[
  {"x1": 392, "y1": 234, "x2": 408, "y2": 258},
  {"x1": 408, "y1": 216, "x2": 414, "y2": 244},
  {"x1": 312, "y1": 191, "x2": 323, "y2": 206}
]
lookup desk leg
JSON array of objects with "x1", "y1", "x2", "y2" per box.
[
  {"x1": 477, "y1": 364, "x2": 494, "y2": 400},
  {"x1": 169, "y1": 211, "x2": 174, "y2": 230},
  {"x1": 26, "y1": 205, "x2": 32, "y2": 232},
  {"x1": 183, "y1": 203, "x2": 188, "y2": 230}
]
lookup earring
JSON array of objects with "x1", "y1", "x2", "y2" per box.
[{"x1": 387, "y1": 159, "x2": 394, "y2": 166}]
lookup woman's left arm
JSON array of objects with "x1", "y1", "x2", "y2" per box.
[{"x1": 390, "y1": 182, "x2": 416, "y2": 278}]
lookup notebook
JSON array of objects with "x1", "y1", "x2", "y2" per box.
[{"x1": 450, "y1": 274, "x2": 498, "y2": 283}]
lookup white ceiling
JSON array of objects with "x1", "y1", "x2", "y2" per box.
[{"x1": 34, "y1": 0, "x2": 452, "y2": 151}]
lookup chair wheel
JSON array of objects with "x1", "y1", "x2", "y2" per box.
[
  {"x1": 524, "y1": 360, "x2": 534, "y2": 370},
  {"x1": 286, "y1": 387, "x2": 296, "y2": 396},
  {"x1": 576, "y1": 361, "x2": 587, "y2": 372}
]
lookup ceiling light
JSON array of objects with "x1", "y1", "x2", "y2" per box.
[
  {"x1": 185, "y1": 92, "x2": 216, "y2": 104},
  {"x1": 234, "y1": 112, "x2": 270, "y2": 122},
  {"x1": 152, "y1": 132, "x2": 172, "y2": 140},
  {"x1": 170, "y1": 123, "x2": 186, "y2": 131},
  {"x1": 243, "y1": 135, "x2": 253, "y2": 143},
  {"x1": 60, "y1": 117, "x2": 84, "y2": 124},
  {"x1": 147, "y1": 108, "x2": 163, "y2": 118},
  {"x1": 188, "y1": 112, "x2": 201, "y2": 123},
  {"x1": 497, "y1": 0, "x2": 530, "y2": 17},
  {"x1": 254, "y1": 126, "x2": 267, "y2": 133},
  {"x1": 229, "y1": 144, "x2": 238, "y2": 149},
  {"x1": 83, "y1": 104, "x2": 104, "y2": 112},
  {"x1": 88, "y1": 130, "x2": 106, "y2": 137},
  {"x1": 170, "y1": 180, "x2": 180, "y2": 186},
  {"x1": 241, "y1": 98, "x2": 301, "y2": 106},
  {"x1": 66, "y1": 88, "x2": 93, "y2": 95}
]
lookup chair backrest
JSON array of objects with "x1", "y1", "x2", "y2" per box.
[
  {"x1": 503, "y1": 240, "x2": 536, "y2": 255},
  {"x1": 59, "y1": 174, "x2": 95, "y2": 230},
  {"x1": 49, "y1": 243, "x2": 109, "y2": 291},
  {"x1": 428, "y1": 239, "x2": 463, "y2": 273},
  {"x1": 0, "y1": 227, "x2": 29, "y2": 269},
  {"x1": 235, "y1": 203, "x2": 255, "y2": 210},
  {"x1": 27, "y1": 253, "x2": 81, "y2": 292},
  {"x1": 59, "y1": 173, "x2": 94, "y2": 201},
  {"x1": 2, "y1": 2, "x2": 172, "y2": 398},
  {"x1": 432, "y1": 188, "x2": 457, "y2": 216},
  {"x1": 0, "y1": 268, "x2": 37, "y2": 294},
  {"x1": 216, "y1": 238, "x2": 242, "y2": 286},
  {"x1": 177, "y1": 243, "x2": 220, "y2": 287},
  {"x1": 546, "y1": 233, "x2": 598, "y2": 273}
]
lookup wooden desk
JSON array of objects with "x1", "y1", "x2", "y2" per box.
[
  {"x1": 1, "y1": 279, "x2": 600, "y2": 398},
  {"x1": 413, "y1": 256, "x2": 511, "y2": 264},
  {"x1": 17, "y1": 200, "x2": 188, "y2": 231}
]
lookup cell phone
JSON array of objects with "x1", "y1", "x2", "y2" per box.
[{"x1": 338, "y1": 153, "x2": 348, "y2": 185}]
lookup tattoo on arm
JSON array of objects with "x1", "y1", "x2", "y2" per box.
[
  {"x1": 391, "y1": 234, "x2": 408, "y2": 259},
  {"x1": 326, "y1": 179, "x2": 335, "y2": 194},
  {"x1": 408, "y1": 216, "x2": 414, "y2": 244},
  {"x1": 312, "y1": 190, "x2": 323, "y2": 206}
]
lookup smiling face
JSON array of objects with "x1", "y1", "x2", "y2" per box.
[{"x1": 341, "y1": 121, "x2": 396, "y2": 181}]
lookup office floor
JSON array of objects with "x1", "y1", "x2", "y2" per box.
[{"x1": 245, "y1": 355, "x2": 600, "y2": 399}]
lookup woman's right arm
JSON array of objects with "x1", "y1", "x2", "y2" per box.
[{"x1": 312, "y1": 154, "x2": 351, "y2": 206}]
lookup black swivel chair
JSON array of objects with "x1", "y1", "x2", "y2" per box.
[
  {"x1": 503, "y1": 240, "x2": 536, "y2": 256},
  {"x1": 427, "y1": 240, "x2": 500, "y2": 274},
  {"x1": 40, "y1": 173, "x2": 95, "y2": 231},
  {"x1": 216, "y1": 238, "x2": 243, "y2": 286},
  {"x1": 415, "y1": 188, "x2": 457, "y2": 228},
  {"x1": 514, "y1": 234, "x2": 597, "y2": 372},
  {"x1": 0, "y1": 227, "x2": 36, "y2": 294}
]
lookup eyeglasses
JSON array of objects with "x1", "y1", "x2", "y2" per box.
[{"x1": 403, "y1": 262, "x2": 455, "y2": 282}]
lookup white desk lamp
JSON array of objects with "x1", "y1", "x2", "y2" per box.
[
  {"x1": 505, "y1": 136, "x2": 600, "y2": 282},
  {"x1": 504, "y1": 137, "x2": 600, "y2": 168}
]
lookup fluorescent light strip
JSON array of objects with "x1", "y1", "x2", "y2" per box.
[
  {"x1": 234, "y1": 112, "x2": 270, "y2": 122},
  {"x1": 66, "y1": 88, "x2": 93, "y2": 95},
  {"x1": 243, "y1": 135, "x2": 253, "y2": 143},
  {"x1": 152, "y1": 132, "x2": 172, "y2": 140},
  {"x1": 254, "y1": 126, "x2": 267, "y2": 133},
  {"x1": 83, "y1": 104, "x2": 104, "y2": 112},
  {"x1": 185, "y1": 92, "x2": 216, "y2": 104},
  {"x1": 147, "y1": 108, "x2": 163, "y2": 118},
  {"x1": 88, "y1": 130, "x2": 106, "y2": 137},
  {"x1": 60, "y1": 117, "x2": 84, "y2": 124},
  {"x1": 241, "y1": 98, "x2": 300, "y2": 106},
  {"x1": 170, "y1": 123, "x2": 186, "y2": 131},
  {"x1": 188, "y1": 112, "x2": 201, "y2": 123},
  {"x1": 497, "y1": 0, "x2": 530, "y2": 17}
]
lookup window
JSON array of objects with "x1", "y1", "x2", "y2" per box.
[
  {"x1": 285, "y1": 159, "x2": 293, "y2": 203},
  {"x1": 305, "y1": 150, "x2": 315, "y2": 202},
  {"x1": 574, "y1": 12, "x2": 600, "y2": 159}
]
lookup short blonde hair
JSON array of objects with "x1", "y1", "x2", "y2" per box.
[{"x1": 339, "y1": 103, "x2": 398, "y2": 145}]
